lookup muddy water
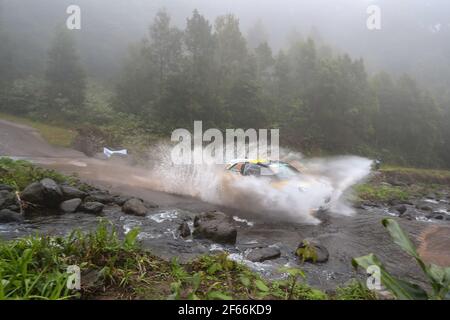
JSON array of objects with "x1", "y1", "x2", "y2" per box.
[{"x1": 0, "y1": 195, "x2": 440, "y2": 290}]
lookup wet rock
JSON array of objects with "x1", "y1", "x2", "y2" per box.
[
  {"x1": 178, "y1": 222, "x2": 191, "y2": 238},
  {"x1": 362, "y1": 201, "x2": 381, "y2": 208},
  {"x1": 21, "y1": 179, "x2": 63, "y2": 208},
  {"x1": 430, "y1": 213, "x2": 445, "y2": 220},
  {"x1": 193, "y1": 211, "x2": 237, "y2": 245},
  {"x1": 426, "y1": 193, "x2": 437, "y2": 200},
  {"x1": 415, "y1": 201, "x2": 434, "y2": 212},
  {"x1": 60, "y1": 198, "x2": 82, "y2": 213},
  {"x1": 85, "y1": 192, "x2": 114, "y2": 204},
  {"x1": 401, "y1": 209, "x2": 422, "y2": 220},
  {"x1": 21, "y1": 182, "x2": 44, "y2": 204},
  {"x1": 0, "y1": 184, "x2": 14, "y2": 192},
  {"x1": 0, "y1": 209, "x2": 23, "y2": 223},
  {"x1": 296, "y1": 239, "x2": 329, "y2": 263},
  {"x1": 40, "y1": 178, "x2": 63, "y2": 202},
  {"x1": 393, "y1": 204, "x2": 407, "y2": 215},
  {"x1": 7, "y1": 205, "x2": 20, "y2": 212},
  {"x1": 61, "y1": 186, "x2": 87, "y2": 200},
  {"x1": 144, "y1": 201, "x2": 159, "y2": 209},
  {"x1": 122, "y1": 198, "x2": 147, "y2": 216},
  {"x1": 246, "y1": 246, "x2": 281, "y2": 262},
  {"x1": 0, "y1": 190, "x2": 17, "y2": 209},
  {"x1": 113, "y1": 195, "x2": 130, "y2": 206},
  {"x1": 80, "y1": 201, "x2": 104, "y2": 214}
]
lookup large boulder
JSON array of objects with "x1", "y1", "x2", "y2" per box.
[
  {"x1": 427, "y1": 211, "x2": 446, "y2": 221},
  {"x1": 296, "y1": 239, "x2": 329, "y2": 263},
  {"x1": 193, "y1": 211, "x2": 237, "y2": 245},
  {"x1": 122, "y1": 198, "x2": 148, "y2": 216},
  {"x1": 60, "y1": 198, "x2": 82, "y2": 213},
  {"x1": 400, "y1": 208, "x2": 422, "y2": 221},
  {"x1": 80, "y1": 202, "x2": 104, "y2": 214},
  {"x1": 0, "y1": 209, "x2": 23, "y2": 223},
  {"x1": 178, "y1": 222, "x2": 192, "y2": 238},
  {"x1": 246, "y1": 246, "x2": 281, "y2": 262},
  {"x1": 61, "y1": 186, "x2": 87, "y2": 200},
  {"x1": 40, "y1": 178, "x2": 63, "y2": 203},
  {"x1": 85, "y1": 192, "x2": 114, "y2": 204},
  {"x1": 0, "y1": 190, "x2": 17, "y2": 209},
  {"x1": 20, "y1": 182, "x2": 44, "y2": 205},
  {"x1": 393, "y1": 204, "x2": 407, "y2": 215},
  {"x1": 21, "y1": 179, "x2": 63, "y2": 208},
  {"x1": 113, "y1": 195, "x2": 131, "y2": 206},
  {"x1": 415, "y1": 201, "x2": 434, "y2": 212}
]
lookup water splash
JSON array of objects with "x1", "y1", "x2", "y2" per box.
[{"x1": 145, "y1": 143, "x2": 373, "y2": 224}]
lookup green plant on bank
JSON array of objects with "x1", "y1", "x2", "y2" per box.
[
  {"x1": 296, "y1": 240, "x2": 318, "y2": 263},
  {"x1": 0, "y1": 157, "x2": 76, "y2": 190},
  {"x1": 353, "y1": 218, "x2": 450, "y2": 300},
  {"x1": 334, "y1": 280, "x2": 378, "y2": 300},
  {"x1": 0, "y1": 216, "x2": 379, "y2": 300},
  {"x1": 0, "y1": 220, "x2": 143, "y2": 300},
  {"x1": 355, "y1": 183, "x2": 411, "y2": 203},
  {"x1": 167, "y1": 252, "x2": 334, "y2": 300}
]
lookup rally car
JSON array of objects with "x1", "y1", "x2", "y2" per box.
[{"x1": 224, "y1": 159, "x2": 332, "y2": 210}]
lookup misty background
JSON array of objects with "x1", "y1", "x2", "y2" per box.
[
  {"x1": 3, "y1": 0, "x2": 450, "y2": 91},
  {"x1": 1, "y1": 0, "x2": 450, "y2": 168}
]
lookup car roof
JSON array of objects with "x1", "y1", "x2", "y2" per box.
[{"x1": 227, "y1": 159, "x2": 269, "y2": 165}]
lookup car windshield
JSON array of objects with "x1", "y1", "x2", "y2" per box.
[
  {"x1": 270, "y1": 163, "x2": 299, "y2": 179},
  {"x1": 261, "y1": 162, "x2": 300, "y2": 179}
]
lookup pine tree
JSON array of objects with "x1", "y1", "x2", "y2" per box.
[
  {"x1": 0, "y1": 0, "x2": 14, "y2": 110},
  {"x1": 45, "y1": 28, "x2": 86, "y2": 117}
]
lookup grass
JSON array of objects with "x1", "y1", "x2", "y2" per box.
[
  {"x1": 0, "y1": 157, "x2": 75, "y2": 190},
  {"x1": 379, "y1": 165, "x2": 450, "y2": 185},
  {"x1": 381, "y1": 165, "x2": 450, "y2": 178},
  {"x1": 355, "y1": 184, "x2": 411, "y2": 203},
  {"x1": 0, "y1": 112, "x2": 76, "y2": 147},
  {"x1": 334, "y1": 280, "x2": 378, "y2": 300},
  {"x1": 355, "y1": 165, "x2": 450, "y2": 203}
]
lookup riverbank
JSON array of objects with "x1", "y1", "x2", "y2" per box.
[{"x1": 1, "y1": 157, "x2": 450, "y2": 299}]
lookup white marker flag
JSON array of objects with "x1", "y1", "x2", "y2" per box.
[{"x1": 104, "y1": 147, "x2": 128, "y2": 158}]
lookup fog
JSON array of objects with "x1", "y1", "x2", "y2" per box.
[{"x1": 2, "y1": 0, "x2": 450, "y2": 91}]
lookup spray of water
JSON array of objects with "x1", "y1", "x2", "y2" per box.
[{"x1": 145, "y1": 143, "x2": 373, "y2": 224}]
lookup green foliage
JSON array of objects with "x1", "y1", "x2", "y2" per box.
[
  {"x1": 335, "y1": 280, "x2": 377, "y2": 300},
  {"x1": 355, "y1": 183, "x2": 411, "y2": 203},
  {"x1": 296, "y1": 241, "x2": 318, "y2": 263},
  {"x1": 0, "y1": 157, "x2": 74, "y2": 190},
  {"x1": 0, "y1": 219, "x2": 155, "y2": 300},
  {"x1": 0, "y1": 237, "x2": 73, "y2": 300},
  {"x1": 45, "y1": 28, "x2": 86, "y2": 120},
  {"x1": 1, "y1": 7, "x2": 449, "y2": 168},
  {"x1": 277, "y1": 267, "x2": 306, "y2": 300},
  {"x1": 353, "y1": 218, "x2": 450, "y2": 300}
]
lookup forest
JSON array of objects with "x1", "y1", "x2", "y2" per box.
[{"x1": 0, "y1": 1, "x2": 449, "y2": 168}]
